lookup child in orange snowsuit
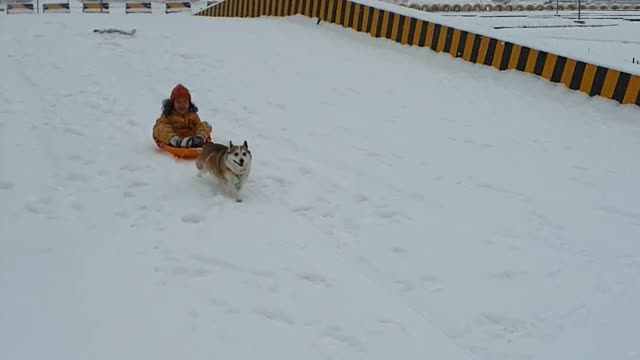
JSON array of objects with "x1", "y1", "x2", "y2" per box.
[{"x1": 153, "y1": 84, "x2": 212, "y2": 148}]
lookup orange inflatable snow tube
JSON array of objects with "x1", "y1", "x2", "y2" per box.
[
  {"x1": 161, "y1": 145, "x2": 203, "y2": 159},
  {"x1": 153, "y1": 135, "x2": 211, "y2": 160}
]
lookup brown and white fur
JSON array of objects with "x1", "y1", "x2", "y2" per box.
[{"x1": 196, "y1": 140, "x2": 252, "y2": 202}]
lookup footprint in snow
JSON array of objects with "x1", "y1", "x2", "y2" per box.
[
  {"x1": 67, "y1": 154, "x2": 94, "y2": 166},
  {"x1": 268, "y1": 176, "x2": 288, "y2": 187},
  {"x1": 390, "y1": 247, "x2": 408, "y2": 257},
  {"x1": 120, "y1": 163, "x2": 142, "y2": 172},
  {"x1": 24, "y1": 203, "x2": 42, "y2": 214},
  {"x1": 0, "y1": 180, "x2": 14, "y2": 191},
  {"x1": 114, "y1": 210, "x2": 128, "y2": 218},
  {"x1": 128, "y1": 180, "x2": 150, "y2": 189},
  {"x1": 254, "y1": 307, "x2": 296, "y2": 325},
  {"x1": 266, "y1": 100, "x2": 286, "y2": 111},
  {"x1": 394, "y1": 280, "x2": 415, "y2": 293},
  {"x1": 23, "y1": 196, "x2": 52, "y2": 215},
  {"x1": 299, "y1": 167, "x2": 312, "y2": 176},
  {"x1": 181, "y1": 214, "x2": 203, "y2": 224},
  {"x1": 71, "y1": 202, "x2": 84, "y2": 212},
  {"x1": 354, "y1": 193, "x2": 368, "y2": 203},
  {"x1": 479, "y1": 313, "x2": 530, "y2": 339},
  {"x1": 66, "y1": 172, "x2": 90, "y2": 184},
  {"x1": 170, "y1": 266, "x2": 212, "y2": 278},
  {"x1": 292, "y1": 205, "x2": 313, "y2": 213},
  {"x1": 241, "y1": 105, "x2": 256, "y2": 115},
  {"x1": 298, "y1": 272, "x2": 332, "y2": 288},
  {"x1": 63, "y1": 127, "x2": 85, "y2": 137},
  {"x1": 376, "y1": 209, "x2": 405, "y2": 220},
  {"x1": 374, "y1": 318, "x2": 408, "y2": 335},
  {"x1": 492, "y1": 269, "x2": 525, "y2": 280},
  {"x1": 321, "y1": 211, "x2": 333, "y2": 219},
  {"x1": 319, "y1": 326, "x2": 362, "y2": 350},
  {"x1": 421, "y1": 275, "x2": 444, "y2": 292}
]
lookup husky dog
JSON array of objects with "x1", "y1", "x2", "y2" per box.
[{"x1": 196, "y1": 140, "x2": 252, "y2": 202}]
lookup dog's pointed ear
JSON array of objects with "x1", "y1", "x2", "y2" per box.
[
  {"x1": 243, "y1": 140, "x2": 248, "y2": 148},
  {"x1": 229, "y1": 140, "x2": 233, "y2": 148}
]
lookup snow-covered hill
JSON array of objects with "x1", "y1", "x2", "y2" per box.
[{"x1": 1, "y1": 12, "x2": 639, "y2": 360}]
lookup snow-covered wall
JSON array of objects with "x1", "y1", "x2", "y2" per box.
[{"x1": 194, "y1": 0, "x2": 640, "y2": 107}]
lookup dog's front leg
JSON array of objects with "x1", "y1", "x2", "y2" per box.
[
  {"x1": 231, "y1": 181, "x2": 243, "y2": 202},
  {"x1": 227, "y1": 184, "x2": 242, "y2": 202},
  {"x1": 224, "y1": 173, "x2": 243, "y2": 202}
]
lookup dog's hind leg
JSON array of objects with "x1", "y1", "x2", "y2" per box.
[
  {"x1": 195, "y1": 155, "x2": 209, "y2": 178},
  {"x1": 195, "y1": 158, "x2": 203, "y2": 177}
]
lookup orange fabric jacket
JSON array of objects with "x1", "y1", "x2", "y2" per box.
[{"x1": 152, "y1": 111, "x2": 212, "y2": 147}]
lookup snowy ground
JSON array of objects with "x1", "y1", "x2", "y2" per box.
[{"x1": 1, "y1": 12, "x2": 640, "y2": 360}]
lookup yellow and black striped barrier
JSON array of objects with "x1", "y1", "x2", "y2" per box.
[
  {"x1": 43, "y1": 2, "x2": 71, "y2": 13},
  {"x1": 194, "y1": 0, "x2": 639, "y2": 107},
  {"x1": 82, "y1": 1, "x2": 109, "y2": 13},
  {"x1": 7, "y1": 3, "x2": 35, "y2": 14},
  {"x1": 126, "y1": 2, "x2": 152, "y2": 13},
  {"x1": 165, "y1": 1, "x2": 191, "y2": 13}
]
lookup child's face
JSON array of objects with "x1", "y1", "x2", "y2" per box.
[{"x1": 174, "y1": 97, "x2": 189, "y2": 114}]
